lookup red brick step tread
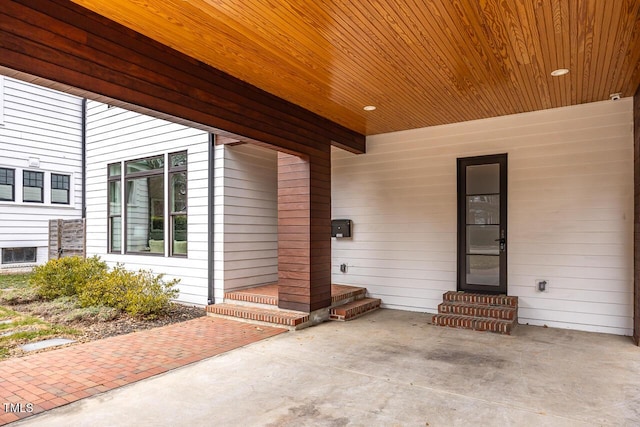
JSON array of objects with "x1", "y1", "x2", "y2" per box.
[
  {"x1": 432, "y1": 314, "x2": 515, "y2": 335},
  {"x1": 206, "y1": 304, "x2": 309, "y2": 327},
  {"x1": 224, "y1": 290, "x2": 278, "y2": 306},
  {"x1": 331, "y1": 285, "x2": 367, "y2": 304},
  {"x1": 438, "y1": 301, "x2": 517, "y2": 321},
  {"x1": 330, "y1": 298, "x2": 381, "y2": 321},
  {"x1": 442, "y1": 291, "x2": 518, "y2": 307}
]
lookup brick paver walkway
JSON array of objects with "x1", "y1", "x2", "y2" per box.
[{"x1": 0, "y1": 317, "x2": 286, "y2": 425}]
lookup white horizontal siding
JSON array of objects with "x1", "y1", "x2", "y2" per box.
[
  {"x1": 85, "y1": 100, "x2": 210, "y2": 305},
  {"x1": 0, "y1": 77, "x2": 83, "y2": 267},
  {"x1": 213, "y1": 144, "x2": 278, "y2": 302},
  {"x1": 332, "y1": 98, "x2": 634, "y2": 336}
]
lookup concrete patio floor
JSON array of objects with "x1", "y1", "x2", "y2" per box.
[{"x1": 12, "y1": 309, "x2": 640, "y2": 426}]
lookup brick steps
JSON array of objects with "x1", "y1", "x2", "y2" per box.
[
  {"x1": 432, "y1": 314, "x2": 516, "y2": 335},
  {"x1": 438, "y1": 301, "x2": 516, "y2": 320},
  {"x1": 206, "y1": 304, "x2": 309, "y2": 328},
  {"x1": 207, "y1": 284, "x2": 380, "y2": 330},
  {"x1": 442, "y1": 291, "x2": 518, "y2": 307},
  {"x1": 329, "y1": 297, "x2": 381, "y2": 321},
  {"x1": 433, "y1": 292, "x2": 518, "y2": 335},
  {"x1": 224, "y1": 290, "x2": 278, "y2": 307},
  {"x1": 331, "y1": 286, "x2": 367, "y2": 304}
]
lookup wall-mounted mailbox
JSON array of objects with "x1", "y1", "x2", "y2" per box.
[{"x1": 331, "y1": 219, "x2": 352, "y2": 238}]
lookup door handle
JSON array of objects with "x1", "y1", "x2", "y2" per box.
[{"x1": 494, "y1": 237, "x2": 506, "y2": 252}]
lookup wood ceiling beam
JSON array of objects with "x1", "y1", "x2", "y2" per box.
[{"x1": 0, "y1": 0, "x2": 365, "y2": 155}]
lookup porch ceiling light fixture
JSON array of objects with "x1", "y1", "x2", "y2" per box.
[
  {"x1": 363, "y1": 105, "x2": 376, "y2": 111},
  {"x1": 550, "y1": 68, "x2": 569, "y2": 77}
]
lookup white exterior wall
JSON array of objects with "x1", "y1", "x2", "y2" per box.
[
  {"x1": 0, "y1": 76, "x2": 83, "y2": 268},
  {"x1": 213, "y1": 144, "x2": 278, "y2": 303},
  {"x1": 332, "y1": 99, "x2": 634, "y2": 336},
  {"x1": 85, "y1": 101, "x2": 210, "y2": 305}
]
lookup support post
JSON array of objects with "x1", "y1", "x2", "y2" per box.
[{"x1": 277, "y1": 150, "x2": 331, "y2": 312}]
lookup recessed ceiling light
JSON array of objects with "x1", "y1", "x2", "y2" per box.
[
  {"x1": 363, "y1": 105, "x2": 376, "y2": 111},
  {"x1": 550, "y1": 68, "x2": 569, "y2": 77}
]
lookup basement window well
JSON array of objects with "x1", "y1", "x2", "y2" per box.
[{"x1": 2, "y1": 247, "x2": 37, "y2": 264}]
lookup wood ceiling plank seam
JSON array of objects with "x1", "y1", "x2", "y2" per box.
[
  {"x1": 516, "y1": 0, "x2": 552, "y2": 111},
  {"x1": 474, "y1": 0, "x2": 540, "y2": 116},
  {"x1": 435, "y1": 0, "x2": 518, "y2": 119},
  {"x1": 328, "y1": 1, "x2": 455, "y2": 131},
  {"x1": 539, "y1": 1, "x2": 564, "y2": 108},
  {"x1": 511, "y1": 1, "x2": 548, "y2": 112},
  {"x1": 618, "y1": 7, "x2": 640, "y2": 96},
  {"x1": 569, "y1": 0, "x2": 581, "y2": 104},
  {"x1": 81, "y1": 0, "x2": 359, "y2": 133},
  {"x1": 598, "y1": 0, "x2": 632, "y2": 100},
  {"x1": 360, "y1": 0, "x2": 496, "y2": 129},
  {"x1": 538, "y1": 0, "x2": 567, "y2": 107},
  {"x1": 69, "y1": 2, "x2": 364, "y2": 145},
  {"x1": 607, "y1": 0, "x2": 640, "y2": 97},
  {"x1": 578, "y1": 0, "x2": 597, "y2": 103},
  {"x1": 602, "y1": 1, "x2": 630, "y2": 100},
  {"x1": 425, "y1": 0, "x2": 512, "y2": 119},
  {"x1": 126, "y1": 2, "x2": 336, "y2": 117},
  {"x1": 399, "y1": 6, "x2": 473, "y2": 106},
  {"x1": 293, "y1": 1, "x2": 427, "y2": 132},
  {"x1": 277, "y1": 1, "x2": 397, "y2": 120},
  {"x1": 466, "y1": 0, "x2": 534, "y2": 115},
  {"x1": 344, "y1": 0, "x2": 454, "y2": 126},
  {"x1": 1, "y1": 2, "x2": 364, "y2": 154},
  {"x1": 192, "y1": 1, "x2": 342, "y2": 105},
  {"x1": 418, "y1": 0, "x2": 500, "y2": 119},
  {"x1": 589, "y1": 0, "x2": 616, "y2": 102},
  {"x1": 488, "y1": 0, "x2": 543, "y2": 114},
  {"x1": 558, "y1": 0, "x2": 572, "y2": 107},
  {"x1": 25, "y1": 0, "x2": 356, "y2": 142},
  {"x1": 377, "y1": 0, "x2": 489, "y2": 126},
  {"x1": 31, "y1": 0, "x2": 640, "y2": 136},
  {"x1": 219, "y1": 1, "x2": 334, "y2": 74},
  {"x1": 445, "y1": 0, "x2": 524, "y2": 116},
  {"x1": 523, "y1": 0, "x2": 552, "y2": 110}
]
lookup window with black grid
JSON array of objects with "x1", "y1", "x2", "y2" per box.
[
  {"x1": 0, "y1": 167, "x2": 14, "y2": 201},
  {"x1": 51, "y1": 173, "x2": 70, "y2": 204},
  {"x1": 23, "y1": 170, "x2": 44, "y2": 203}
]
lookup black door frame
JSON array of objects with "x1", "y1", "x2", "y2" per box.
[{"x1": 457, "y1": 153, "x2": 508, "y2": 295}]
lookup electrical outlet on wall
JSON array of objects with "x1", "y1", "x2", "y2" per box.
[{"x1": 535, "y1": 279, "x2": 548, "y2": 292}]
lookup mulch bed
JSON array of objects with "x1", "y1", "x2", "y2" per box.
[{"x1": 73, "y1": 303, "x2": 206, "y2": 341}]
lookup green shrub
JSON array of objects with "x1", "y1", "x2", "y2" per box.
[
  {"x1": 29, "y1": 256, "x2": 107, "y2": 300},
  {"x1": 79, "y1": 265, "x2": 179, "y2": 317}
]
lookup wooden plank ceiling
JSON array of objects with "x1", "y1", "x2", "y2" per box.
[{"x1": 70, "y1": 0, "x2": 640, "y2": 136}]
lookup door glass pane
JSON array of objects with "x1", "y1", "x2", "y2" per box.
[
  {"x1": 466, "y1": 225, "x2": 499, "y2": 255},
  {"x1": 467, "y1": 195, "x2": 499, "y2": 224},
  {"x1": 466, "y1": 255, "x2": 499, "y2": 286},
  {"x1": 466, "y1": 164, "x2": 499, "y2": 195}
]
